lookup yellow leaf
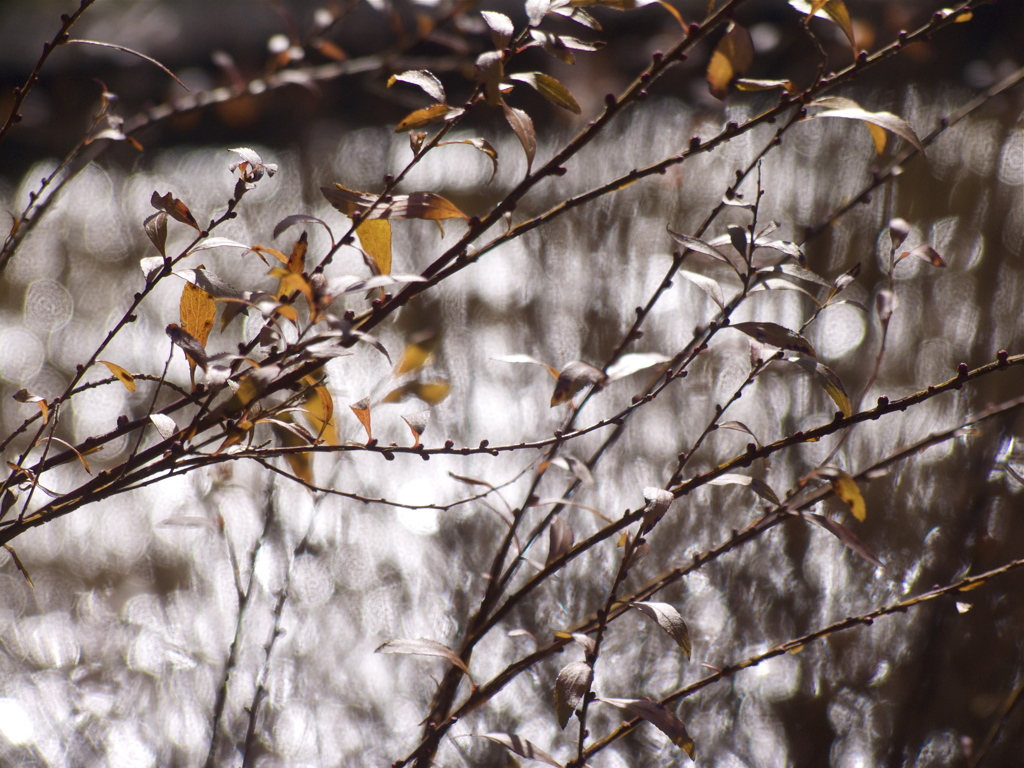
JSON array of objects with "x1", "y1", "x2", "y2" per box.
[
  {"x1": 270, "y1": 268, "x2": 315, "y2": 312},
  {"x1": 273, "y1": 417, "x2": 314, "y2": 485},
  {"x1": 395, "y1": 103, "x2": 452, "y2": 132},
  {"x1": 303, "y1": 375, "x2": 338, "y2": 445},
  {"x1": 286, "y1": 231, "x2": 307, "y2": 275},
  {"x1": 706, "y1": 22, "x2": 753, "y2": 100},
  {"x1": 99, "y1": 360, "x2": 137, "y2": 393},
  {"x1": 830, "y1": 471, "x2": 866, "y2": 522},
  {"x1": 179, "y1": 280, "x2": 216, "y2": 382},
  {"x1": 358, "y1": 219, "x2": 392, "y2": 276},
  {"x1": 867, "y1": 123, "x2": 887, "y2": 155},
  {"x1": 249, "y1": 244, "x2": 291, "y2": 264}
]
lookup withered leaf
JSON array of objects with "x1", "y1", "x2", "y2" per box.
[
  {"x1": 358, "y1": 219, "x2": 392, "y2": 276},
  {"x1": 789, "y1": 0, "x2": 856, "y2": 51},
  {"x1": 381, "y1": 380, "x2": 451, "y2": 406},
  {"x1": 551, "y1": 361, "x2": 607, "y2": 407},
  {"x1": 387, "y1": 69, "x2": 447, "y2": 104},
  {"x1": 630, "y1": 601, "x2": 692, "y2": 658},
  {"x1": 706, "y1": 22, "x2": 753, "y2": 100},
  {"x1": 350, "y1": 397, "x2": 372, "y2": 442},
  {"x1": 732, "y1": 322, "x2": 816, "y2": 357},
  {"x1": 805, "y1": 512, "x2": 882, "y2": 568},
  {"x1": 482, "y1": 734, "x2": 561, "y2": 767},
  {"x1": 144, "y1": 211, "x2": 168, "y2": 256},
  {"x1": 302, "y1": 375, "x2": 337, "y2": 445},
  {"x1": 166, "y1": 324, "x2": 208, "y2": 371},
  {"x1": 375, "y1": 638, "x2": 474, "y2": 685},
  {"x1": 228, "y1": 147, "x2": 277, "y2": 183},
  {"x1": 13, "y1": 389, "x2": 49, "y2": 424},
  {"x1": 395, "y1": 104, "x2": 461, "y2": 132},
  {"x1": 151, "y1": 191, "x2": 200, "y2": 231},
  {"x1": 180, "y1": 280, "x2": 216, "y2": 381},
  {"x1": 503, "y1": 103, "x2": 537, "y2": 176},
  {"x1": 897, "y1": 244, "x2": 947, "y2": 268},
  {"x1": 99, "y1": 360, "x2": 136, "y2": 393},
  {"x1": 402, "y1": 409, "x2": 431, "y2": 448},
  {"x1": 273, "y1": 213, "x2": 335, "y2": 243},
  {"x1": 808, "y1": 97, "x2": 925, "y2": 156},
  {"x1": 546, "y1": 517, "x2": 574, "y2": 566},
  {"x1": 554, "y1": 661, "x2": 593, "y2": 729},
  {"x1": 786, "y1": 357, "x2": 852, "y2": 418},
  {"x1": 598, "y1": 698, "x2": 696, "y2": 759},
  {"x1": 321, "y1": 184, "x2": 470, "y2": 222}
]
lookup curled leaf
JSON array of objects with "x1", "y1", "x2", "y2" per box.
[
  {"x1": 551, "y1": 361, "x2": 607, "y2": 406},
  {"x1": 731, "y1": 322, "x2": 816, "y2": 357},
  {"x1": 321, "y1": 184, "x2": 469, "y2": 222},
  {"x1": 387, "y1": 69, "x2": 446, "y2": 104},
  {"x1": 395, "y1": 104, "x2": 463, "y2": 132},
  {"x1": 144, "y1": 211, "x2": 168, "y2": 257},
  {"x1": 630, "y1": 601, "x2": 691, "y2": 658},
  {"x1": 151, "y1": 191, "x2": 200, "y2": 231},
  {"x1": 706, "y1": 22, "x2": 753, "y2": 100},
  {"x1": 554, "y1": 661, "x2": 593, "y2": 729},
  {"x1": 642, "y1": 486, "x2": 674, "y2": 533},
  {"x1": 598, "y1": 698, "x2": 696, "y2": 759},
  {"x1": 375, "y1": 638, "x2": 474, "y2": 686},
  {"x1": 808, "y1": 98, "x2": 925, "y2": 156}
]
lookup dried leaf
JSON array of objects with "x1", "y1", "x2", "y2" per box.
[
  {"x1": 188, "y1": 237, "x2": 251, "y2": 255},
  {"x1": 706, "y1": 473, "x2": 781, "y2": 506},
  {"x1": 483, "y1": 734, "x2": 561, "y2": 767},
  {"x1": 12, "y1": 389, "x2": 49, "y2": 424},
  {"x1": 789, "y1": 0, "x2": 855, "y2": 50},
  {"x1": 387, "y1": 69, "x2": 446, "y2": 103},
  {"x1": 149, "y1": 413, "x2": 178, "y2": 440},
  {"x1": 678, "y1": 269, "x2": 727, "y2": 309},
  {"x1": 321, "y1": 184, "x2": 470, "y2": 222},
  {"x1": 631, "y1": 601, "x2": 691, "y2": 658},
  {"x1": 350, "y1": 398, "x2": 372, "y2": 442},
  {"x1": 547, "y1": 517, "x2": 574, "y2": 566},
  {"x1": 99, "y1": 360, "x2": 136, "y2": 393},
  {"x1": 402, "y1": 409, "x2": 430, "y2": 447},
  {"x1": 808, "y1": 98, "x2": 925, "y2": 156},
  {"x1": 816, "y1": 468, "x2": 867, "y2": 521},
  {"x1": 144, "y1": 211, "x2": 168, "y2": 256},
  {"x1": 551, "y1": 361, "x2": 607, "y2": 407},
  {"x1": 706, "y1": 22, "x2": 753, "y2": 100},
  {"x1": 805, "y1": 513, "x2": 882, "y2": 568},
  {"x1": 598, "y1": 698, "x2": 696, "y2": 758},
  {"x1": 732, "y1": 322, "x2": 816, "y2": 357},
  {"x1": 228, "y1": 147, "x2": 277, "y2": 183},
  {"x1": 642, "y1": 486, "x2": 674, "y2": 533},
  {"x1": 786, "y1": 357, "x2": 852, "y2": 417},
  {"x1": 64, "y1": 39, "x2": 188, "y2": 90},
  {"x1": 554, "y1": 661, "x2": 593, "y2": 729},
  {"x1": 358, "y1": 219, "x2": 392, "y2": 276},
  {"x1": 492, "y1": 354, "x2": 560, "y2": 379},
  {"x1": 735, "y1": 78, "x2": 798, "y2": 92},
  {"x1": 503, "y1": 104, "x2": 537, "y2": 176},
  {"x1": 180, "y1": 280, "x2": 216, "y2": 381},
  {"x1": 151, "y1": 191, "x2": 200, "y2": 231},
  {"x1": 303, "y1": 376, "x2": 337, "y2": 444},
  {"x1": 376, "y1": 638, "x2": 474, "y2": 684},
  {"x1": 509, "y1": 72, "x2": 581, "y2": 115},
  {"x1": 381, "y1": 380, "x2": 451, "y2": 406},
  {"x1": 897, "y1": 244, "x2": 947, "y2": 268},
  {"x1": 437, "y1": 137, "x2": 500, "y2": 182},
  {"x1": 395, "y1": 104, "x2": 462, "y2": 132},
  {"x1": 273, "y1": 213, "x2": 335, "y2": 243}
]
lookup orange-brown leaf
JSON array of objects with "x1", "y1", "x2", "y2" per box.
[
  {"x1": 151, "y1": 191, "x2": 200, "y2": 231},
  {"x1": 706, "y1": 22, "x2": 753, "y2": 100}
]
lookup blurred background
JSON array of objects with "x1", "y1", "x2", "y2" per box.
[{"x1": 0, "y1": 1, "x2": 1022, "y2": 767}]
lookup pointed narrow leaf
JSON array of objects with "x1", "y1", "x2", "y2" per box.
[
  {"x1": 554, "y1": 661, "x2": 593, "y2": 729},
  {"x1": 387, "y1": 70, "x2": 446, "y2": 104},
  {"x1": 438, "y1": 138, "x2": 499, "y2": 182},
  {"x1": 606, "y1": 352, "x2": 671, "y2": 382},
  {"x1": 732, "y1": 322, "x2": 816, "y2": 357},
  {"x1": 678, "y1": 269, "x2": 726, "y2": 309},
  {"x1": 547, "y1": 517, "x2": 574, "y2": 566},
  {"x1": 736, "y1": 78, "x2": 798, "y2": 92},
  {"x1": 151, "y1": 191, "x2": 200, "y2": 230},
  {"x1": 12, "y1": 390, "x2": 48, "y2": 424},
  {"x1": 492, "y1": 354, "x2": 560, "y2": 379},
  {"x1": 667, "y1": 229, "x2": 733, "y2": 263},
  {"x1": 402, "y1": 409, "x2": 430, "y2": 448},
  {"x1": 808, "y1": 100, "x2": 925, "y2": 156},
  {"x1": 321, "y1": 184, "x2": 469, "y2": 222},
  {"x1": 144, "y1": 212, "x2": 168, "y2": 256},
  {"x1": 395, "y1": 104, "x2": 460, "y2": 132},
  {"x1": 509, "y1": 72, "x2": 581, "y2": 115},
  {"x1": 805, "y1": 513, "x2": 882, "y2": 568},
  {"x1": 503, "y1": 104, "x2": 536, "y2": 175},
  {"x1": 790, "y1": 0, "x2": 855, "y2": 50},
  {"x1": 375, "y1": 638, "x2": 474, "y2": 684},
  {"x1": 273, "y1": 213, "x2": 334, "y2": 242},
  {"x1": 898, "y1": 244, "x2": 946, "y2": 268},
  {"x1": 786, "y1": 357, "x2": 852, "y2": 417},
  {"x1": 631, "y1": 602, "x2": 691, "y2": 658},
  {"x1": 99, "y1": 360, "x2": 136, "y2": 393},
  {"x1": 188, "y1": 237, "x2": 251, "y2": 254},
  {"x1": 179, "y1": 282, "x2": 216, "y2": 380},
  {"x1": 706, "y1": 473, "x2": 781, "y2": 506},
  {"x1": 483, "y1": 733, "x2": 561, "y2": 767},
  {"x1": 350, "y1": 397, "x2": 372, "y2": 442},
  {"x1": 821, "y1": 469, "x2": 866, "y2": 521},
  {"x1": 598, "y1": 698, "x2": 695, "y2": 758}
]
